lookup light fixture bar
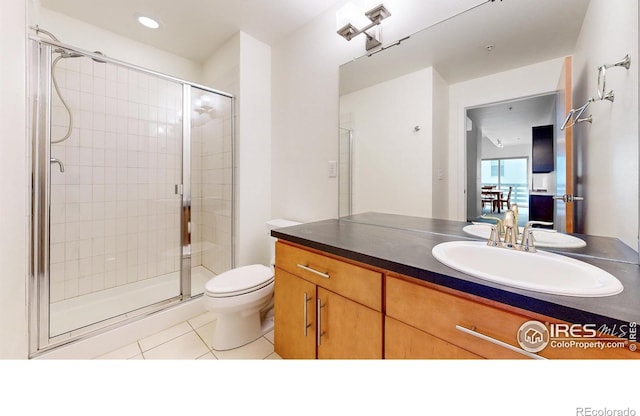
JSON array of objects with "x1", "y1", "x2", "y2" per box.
[{"x1": 336, "y1": 4, "x2": 391, "y2": 50}]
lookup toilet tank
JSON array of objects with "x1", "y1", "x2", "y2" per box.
[{"x1": 267, "y1": 219, "x2": 302, "y2": 268}]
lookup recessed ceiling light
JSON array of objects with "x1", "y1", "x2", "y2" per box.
[{"x1": 137, "y1": 15, "x2": 160, "y2": 29}]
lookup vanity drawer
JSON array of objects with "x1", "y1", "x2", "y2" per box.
[
  {"x1": 275, "y1": 241, "x2": 382, "y2": 311},
  {"x1": 386, "y1": 276, "x2": 532, "y2": 359},
  {"x1": 385, "y1": 316, "x2": 481, "y2": 359}
]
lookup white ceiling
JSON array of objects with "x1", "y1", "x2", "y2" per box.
[{"x1": 40, "y1": 0, "x2": 345, "y2": 63}]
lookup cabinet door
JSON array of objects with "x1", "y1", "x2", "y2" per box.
[
  {"x1": 274, "y1": 269, "x2": 316, "y2": 359},
  {"x1": 317, "y1": 287, "x2": 383, "y2": 359},
  {"x1": 532, "y1": 124, "x2": 554, "y2": 173},
  {"x1": 529, "y1": 195, "x2": 554, "y2": 224}
]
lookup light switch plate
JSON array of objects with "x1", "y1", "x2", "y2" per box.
[{"x1": 328, "y1": 160, "x2": 338, "y2": 177}]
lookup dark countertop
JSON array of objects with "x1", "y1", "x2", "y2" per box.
[{"x1": 271, "y1": 214, "x2": 640, "y2": 328}]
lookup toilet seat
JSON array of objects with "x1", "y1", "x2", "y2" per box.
[{"x1": 205, "y1": 264, "x2": 274, "y2": 298}]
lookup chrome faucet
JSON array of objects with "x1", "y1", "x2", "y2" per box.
[
  {"x1": 485, "y1": 209, "x2": 553, "y2": 253},
  {"x1": 480, "y1": 214, "x2": 504, "y2": 236},
  {"x1": 511, "y1": 203, "x2": 519, "y2": 241},
  {"x1": 502, "y1": 209, "x2": 518, "y2": 248},
  {"x1": 521, "y1": 220, "x2": 554, "y2": 252}
]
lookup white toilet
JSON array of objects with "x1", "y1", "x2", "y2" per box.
[{"x1": 203, "y1": 219, "x2": 301, "y2": 351}]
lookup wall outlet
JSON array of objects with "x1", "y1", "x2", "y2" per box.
[{"x1": 328, "y1": 160, "x2": 338, "y2": 177}]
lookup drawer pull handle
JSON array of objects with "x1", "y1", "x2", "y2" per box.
[
  {"x1": 303, "y1": 292, "x2": 312, "y2": 337},
  {"x1": 455, "y1": 325, "x2": 546, "y2": 360},
  {"x1": 297, "y1": 264, "x2": 330, "y2": 279}
]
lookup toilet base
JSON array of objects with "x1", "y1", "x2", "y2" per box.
[
  {"x1": 212, "y1": 311, "x2": 263, "y2": 351},
  {"x1": 261, "y1": 314, "x2": 274, "y2": 335},
  {"x1": 212, "y1": 312, "x2": 275, "y2": 351}
]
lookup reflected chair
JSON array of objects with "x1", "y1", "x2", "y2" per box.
[
  {"x1": 481, "y1": 195, "x2": 494, "y2": 210},
  {"x1": 493, "y1": 186, "x2": 513, "y2": 213},
  {"x1": 481, "y1": 185, "x2": 496, "y2": 211}
]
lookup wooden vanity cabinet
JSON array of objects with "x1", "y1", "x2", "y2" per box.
[
  {"x1": 385, "y1": 274, "x2": 639, "y2": 359},
  {"x1": 274, "y1": 241, "x2": 383, "y2": 359},
  {"x1": 274, "y1": 242, "x2": 637, "y2": 359},
  {"x1": 386, "y1": 275, "x2": 530, "y2": 359}
]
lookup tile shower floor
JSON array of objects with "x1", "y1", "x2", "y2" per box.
[{"x1": 95, "y1": 311, "x2": 281, "y2": 360}]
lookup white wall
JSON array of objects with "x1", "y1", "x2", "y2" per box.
[
  {"x1": 237, "y1": 33, "x2": 272, "y2": 266},
  {"x1": 271, "y1": 9, "x2": 344, "y2": 222},
  {"x1": 572, "y1": 0, "x2": 638, "y2": 250},
  {"x1": 202, "y1": 34, "x2": 240, "y2": 94},
  {"x1": 271, "y1": 0, "x2": 484, "y2": 223},
  {"x1": 0, "y1": 0, "x2": 28, "y2": 358},
  {"x1": 340, "y1": 68, "x2": 433, "y2": 217},
  {"x1": 448, "y1": 57, "x2": 566, "y2": 221}
]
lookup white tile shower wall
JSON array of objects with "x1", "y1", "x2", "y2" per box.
[{"x1": 49, "y1": 57, "x2": 183, "y2": 302}]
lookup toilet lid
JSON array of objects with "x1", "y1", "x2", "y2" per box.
[{"x1": 205, "y1": 264, "x2": 274, "y2": 296}]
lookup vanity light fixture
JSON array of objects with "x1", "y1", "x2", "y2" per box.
[
  {"x1": 337, "y1": 4, "x2": 391, "y2": 51},
  {"x1": 137, "y1": 15, "x2": 160, "y2": 29}
]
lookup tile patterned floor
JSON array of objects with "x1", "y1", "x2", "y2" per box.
[{"x1": 95, "y1": 311, "x2": 281, "y2": 360}]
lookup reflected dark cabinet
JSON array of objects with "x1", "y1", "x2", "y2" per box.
[
  {"x1": 529, "y1": 194, "x2": 554, "y2": 226},
  {"x1": 532, "y1": 125, "x2": 554, "y2": 173}
]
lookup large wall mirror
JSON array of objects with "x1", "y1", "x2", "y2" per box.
[{"x1": 339, "y1": 0, "x2": 638, "y2": 262}]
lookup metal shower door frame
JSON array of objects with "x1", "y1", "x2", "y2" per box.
[{"x1": 28, "y1": 37, "x2": 235, "y2": 356}]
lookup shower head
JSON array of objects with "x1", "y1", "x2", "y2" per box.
[
  {"x1": 55, "y1": 48, "x2": 82, "y2": 59},
  {"x1": 54, "y1": 48, "x2": 107, "y2": 63},
  {"x1": 91, "y1": 51, "x2": 108, "y2": 64}
]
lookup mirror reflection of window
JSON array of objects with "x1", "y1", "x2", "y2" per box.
[{"x1": 481, "y1": 158, "x2": 529, "y2": 223}]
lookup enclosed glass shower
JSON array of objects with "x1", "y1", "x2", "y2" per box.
[{"x1": 28, "y1": 36, "x2": 234, "y2": 355}]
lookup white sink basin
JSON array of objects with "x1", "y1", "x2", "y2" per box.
[
  {"x1": 432, "y1": 241, "x2": 623, "y2": 297},
  {"x1": 463, "y1": 224, "x2": 587, "y2": 248}
]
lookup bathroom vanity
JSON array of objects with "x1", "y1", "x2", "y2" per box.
[{"x1": 272, "y1": 214, "x2": 640, "y2": 359}]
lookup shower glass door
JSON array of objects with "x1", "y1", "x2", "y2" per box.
[
  {"x1": 30, "y1": 38, "x2": 235, "y2": 354},
  {"x1": 37, "y1": 41, "x2": 184, "y2": 339}
]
